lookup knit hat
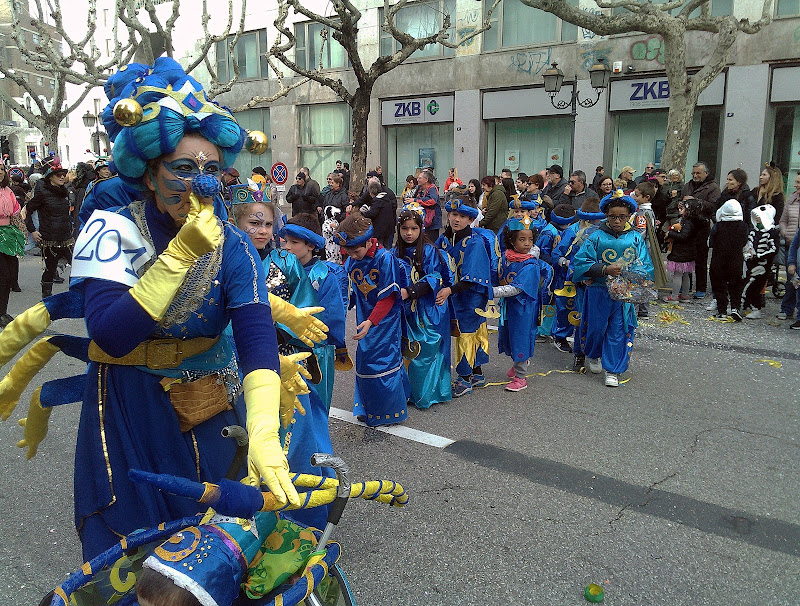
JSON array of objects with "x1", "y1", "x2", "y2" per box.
[
  {"x1": 716, "y1": 200, "x2": 743, "y2": 222},
  {"x1": 547, "y1": 164, "x2": 563, "y2": 178}
]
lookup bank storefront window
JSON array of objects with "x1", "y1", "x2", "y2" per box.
[
  {"x1": 486, "y1": 117, "x2": 572, "y2": 177},
  {"x1": 234, "y1": 108, "x2": 271, "y2": 176},
  {"x1": 298, "y1": 104, "x2": 352, "y2": 179},
  {"x1": 770, "y1": 67, "x2": 800, "y2": 196}
]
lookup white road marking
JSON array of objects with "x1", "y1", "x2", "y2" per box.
[{"x1": 329, "y1": 407, "x2": 455, "y2": 448}]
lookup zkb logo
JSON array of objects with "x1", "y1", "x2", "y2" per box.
[{"x1": 427, "y1": 100, "x2": 439, "y2": 115}]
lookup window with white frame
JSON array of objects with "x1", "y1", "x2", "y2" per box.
[
  {"x1": 298, "y1": 103, "x2": 352, "y2": 178},
  {"x1": 776, "y1": 0, "x2": 798, "y2": 15},
  {"x1": 379, "y1": 0, "x2": 456, "y2": 60},
  {"x1": 294, "y1": 22, "x2": 349, "y2": 71},
  {"x1": 215, "y1": 30, "x2": 269, "y2": 82},
  {"x1": 483, "y1": 0, "x2": 579, "y2": 50}
]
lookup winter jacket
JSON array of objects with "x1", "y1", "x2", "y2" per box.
[
  {"x1": 716, "y1": 186, "x2": 756, "y2": 220},
  {"x1": 322, "y1": 186, "x2": 350, "y2": 211},
  {"x1": 360, "y1": 191, "x2": 395, "y2": 247},
  {"x1": 666, "y1": 216, "x2": 698, "y2": 263},
  {"x1": 412, "y1": 183, "x2": 440, "y2": 230},
  {"x1": 286, "y1": 183, "x2": 322, "y2": 216},
  {"x1": 779, "y1": 190, "x2": 800, "y2": 242},
  {"x1": 681, "y1": 176, "x2": 721, "y2": 207},
  {"x1": 556, "y1": 188, "x2": 587, "y2": 211},
  {"x1": 709, "y1": 201, "x2": 749, "y2": 275},
  {"x1": 479, "y1": 184, "x2": 508, "y2": 233},
  {"x1": 542, "y1": 178, "x2": 567, "y2": 205},
  {"x1": 26, "y1": 179, "x2": 73, "y2": 241}
]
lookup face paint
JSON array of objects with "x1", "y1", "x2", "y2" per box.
[{"x1": 235, "y1": 203, "x2": 274, "y2": 249}]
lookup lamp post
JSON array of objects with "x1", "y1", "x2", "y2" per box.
[
  {"x1": 542, "y1": 58, "x2": 611, "y2": 174},
  {"x1": 82, "y1": 110, "x2": 101, "y2": 155}
]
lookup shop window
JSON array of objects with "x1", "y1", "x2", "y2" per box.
[
  {"x1": 772, "y1": 105, "x2": 800, "y2": 196},
  {"x1": 483, "y1": 0, "x2": 578, "y2": 51},
  {"x1": 298, "y1": 104, "x2": 352, "y2": 179},
  {"x1": 233, "y1": 108, "x2": 272, "y2": 178},
  {"x1": 36, "y1": 76, "x2": 43, "y2": 86},
  {"x1": 387, "y1": 122, "x2": 454, "y2": 193},
  {"x1": 215, "y1": 30, "x2": 269, "y2": 82},
  {"x1": 776, "y1": 0, "x2": 799, "y2": 15},
  {"x1": 379, "y1": 0, "x2": 456, "y2": 59},
  {"x1": 485, "y1": 117, "x2": 573, "y2": 178},
  {"x1": 294, "y1": 21, "x2": 348, "y2": 71}
]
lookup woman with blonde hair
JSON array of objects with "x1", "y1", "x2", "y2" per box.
[{"x1": 750, "y1": 163, "x2": 784, "y2": 227}]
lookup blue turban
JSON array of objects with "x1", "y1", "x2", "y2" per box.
[{"x1": 102, "y1": 57, "x2": 247, "y2": 191}]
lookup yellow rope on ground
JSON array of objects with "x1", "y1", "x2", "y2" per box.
[{"x1": 755, "y1": 358, "x2": 782, "y2": 368}]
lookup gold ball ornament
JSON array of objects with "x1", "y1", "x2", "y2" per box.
[
  {"x1": 245, "y1": 130, "x2": 269, "y2": 155},
  {"x1": 113, "y1": 98, "x2": 143, "y2": 127}
]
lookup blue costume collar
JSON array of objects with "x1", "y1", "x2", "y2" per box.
[
  {"x1": 279, "y1": 224, "x2": 326, "y2": 250},
  {"x1": 445, "y1": 199, "x2": 479, "y2": 219},
  {"x1": 334, "y1": 225, "x2": 374, "y2": 247}
]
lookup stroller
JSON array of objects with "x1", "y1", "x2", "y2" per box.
[{"x1": 40, "y1": 443, "x2": 407, "y2": 606}]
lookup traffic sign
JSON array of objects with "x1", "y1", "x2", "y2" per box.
[{"x1": 271, "y1": 162, "x2": 288, "y2": 185}]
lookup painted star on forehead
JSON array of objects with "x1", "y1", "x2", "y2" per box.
[{"x1": 194, "y1": 150, "x2": 210, "y2": 171}]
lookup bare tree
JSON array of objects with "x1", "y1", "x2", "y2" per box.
[
  {"x1": 0, "y1": 0, "x2": 137, "y2": 155},
  {"x1": 271, "y1": 0, "x2": 502, "y2": 193},
  {"x1": 517, "y1": 0, "x2": 773, "y2": 172}
]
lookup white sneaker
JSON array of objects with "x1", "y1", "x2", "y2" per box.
[
  {"x1": 705, "y1": 299, "x2": 718, "y2": 311},
  {"x1": 746, "y1": 308, "x2": 762, "y2": 319},
  {"x1": 776, "y1": 312, "x2": 788, "y2": 320},
  {"x1": 587, "y1": 358, "x2": 602, "y2": 374},
  {"x1": 604, "y1": 372, "x2": 619, "y2": 387}
]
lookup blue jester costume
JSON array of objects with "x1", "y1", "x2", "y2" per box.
[
  {"x1": 571, "y1": 192, "x2": 653, "y2": 375},
  {"x1": 338, "y1": 226, "x2": 411, "y2": 426},
  {"x1": 0, "y1": 59, "x2": 327, "y2": 562},
  {"x1": 436, "y1": 199, "x2": 493, "y2": 379},
  {"x1": 393, "y1": 203, "x2": 453, "y2": 408}
]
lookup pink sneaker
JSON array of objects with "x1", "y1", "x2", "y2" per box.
[
  {"x1": 678, "y1": 294, "x2": 692, "y2": 301},
  {"x1": 505, "y1": 376, "x2": 527, "y2": 392},
  {"x1": 507, "y1": 366, "x2": 515, "y2": 378}
]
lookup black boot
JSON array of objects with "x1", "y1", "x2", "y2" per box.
[
  {"x1": 41, "y1": 281, "x2": 53, "y2": 299},
  {"x1": 572, "y1": 355, "x2": 585, "y2": 372},
  {"x1": 0, "y1": 278, "x2": 10, "y2": 326}
]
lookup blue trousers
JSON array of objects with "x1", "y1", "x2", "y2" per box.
[
  {"x1": 552, "y1": 293, "x2": 576, "y2": 340},
  {"x1": 581, "y1": 287, "x2": 634, "y2": 374},
  {"x1": 573, "y1": 285, "x2": 586, "y2": 357}
]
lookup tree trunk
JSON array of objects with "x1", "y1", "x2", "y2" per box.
[
  {"x1": 40, "y1": 121, "x2": 60, "y2": 159},
  {"x1": 349, "y1": 87, "x2": 372, "y2": 195},
  {"x1": 659, "y1": 27, "x2": 698, "y2": 174}
]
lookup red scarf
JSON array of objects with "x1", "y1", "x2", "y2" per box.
[
  {"x1": 365, "y1": 238, "x2": 380, "y2": 257},
  {"x1": 505, "y1": 249, "x2": 535, "y2": 263}
]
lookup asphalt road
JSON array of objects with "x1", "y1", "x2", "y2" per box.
[{"x1": 1, "y1": 254, "x2": 798, "y2": 605}]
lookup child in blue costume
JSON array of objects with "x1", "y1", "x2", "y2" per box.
[
  {"x1": 229, "y1": 192, "x2": 334, "y2": 529},
  {"x1": 435, "y1": 197, "x2": 493, "y2": 398},
  {"x1": 555, "y1": 196, "x2": 606, "y2": 372},
  {"x1": 535, "y1": 204, "x2": 576, "y2": 341},
  {"x1": 497, "y1": 197, "x2": 547, "y2": 254},
  {"x1": 337, "y1": 213, "x2": 411, "y2": 426},
  {"x1": 279, "y1": 212, "x2": 348, "y2": 412},
  {"x1": 572, "y1": 191, "x2": 654, "y2": 387},
  {"x1": 393, "y1": 202, "x2": 453, "y2": 408},
  {"x1": 493, "y1": 215, "x2": 553, "y2": 392}
]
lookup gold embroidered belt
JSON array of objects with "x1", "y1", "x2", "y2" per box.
[{"x1": 88, "y1": 336, "x2": 220, "y2": 370}]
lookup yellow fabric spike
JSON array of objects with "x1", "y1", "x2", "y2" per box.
[
  {"x1": 454, "y1": 323, "x2": 489, "y2": 369},
  {"x1": 0, "y1": 302, "x2": 51, "y2": 368},
  {"x1": 0, "y1": 338, "x2": 60, "y2": 421},
  {"x1": 17, "y1": 387, "x2": 52, "y2": 459},
  {"x1": 755, "y1": 358, "x2": 782, "y2": 368}
]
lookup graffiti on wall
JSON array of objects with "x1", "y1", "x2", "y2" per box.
[
  {"x1": 579, "y1": 8, "x2": 605, "y2": 41},
  {"x1": 456, "y1": 8, "x2": 481, "y2": 55},
  {"x1": 508, "y1": 46, "x2": 552, "y2": 75},
  {"x1": 580, "y1": 44, "x2": 613, "y2": 72},
  {"x1": 630, "y1": 36, "x2": 665, "y2": 65}
]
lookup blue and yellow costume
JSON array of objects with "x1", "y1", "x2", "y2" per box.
[
  {"x1": 535, "y1": 212, "x2": 574, "y2": 337},
  {"x1": 571, "y1": 193, "x2": 653, "y2": 376},
  {"x1": 393, "y1": 203, "x2": 453, "y2": 408},
  {"x1": 339, "y1": 228, "x2": 410, "y2": 426},
  {"x1": 436, "y1": 199, "x2": 493, "y2": 379},
  {"x1": 497, "y1": 197, "x2": 547, "y2": 254}
]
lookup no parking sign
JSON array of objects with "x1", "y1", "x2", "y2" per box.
[{"x1": 271, "y1": 162, "x2": 288, "y2": 185}]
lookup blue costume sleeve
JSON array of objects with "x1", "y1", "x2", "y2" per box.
[
  {"x1": 510, "y1": 259, "x2": 553, "y2": 301},
  {"x1": 536, "y1": 225, "x2": 557, "y2": 265},
  {"x1": 79, "y1": 177, "x2": 136, "y2": 228},
  {"x1": 375, "y1": 247, "x2": 405, "y2": 300},
  {"x1": 230, "y1": 304, "x2": 280, "y2": 375},
  {"x1": 84, "y1": 279, "x2": 158, "y2": 357},
  {"x1": 314, "y1": 267, "x2": 347, "y2": 350},
  {"x1": 220, "y1": 225, "x2": 271, "y2": 309},
  {"x1": 633, "y1": 231, "x2": 655, "y2": 280},
  {"x1": 458, "y1": 234, "x2": 493, "y2": 297},
  {"x1": 571, "y1": 231, "x2": 602, "y2": 283},
  {"x1": 552, "y1": 226, "x2": 577, "y2": 261}
]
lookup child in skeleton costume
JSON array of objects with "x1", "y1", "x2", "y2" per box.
[
  {"x1": 741, "y1": 204, "x2": 779, "y2": 319},
  {"x1": 322, "y1": 204, "x2": 344, "y2": 265}
]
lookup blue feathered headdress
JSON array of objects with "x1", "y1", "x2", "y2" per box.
[{"x1": 102, "y1": 57, "x2": 247, "y2": 191}]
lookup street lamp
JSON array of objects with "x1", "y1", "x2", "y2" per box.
[
  {"x1": 82, "y1": 110, "x2": 101, "y2": 155},
  {"x1": 542, "y1": 57, "x2": 611, "y2": 173}
]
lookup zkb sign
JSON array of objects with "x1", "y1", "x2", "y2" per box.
[
  {"x1": 394, "y1": 101, "x2": 422, "y2": 117},
  {"x1": 381, "y1": 96, "x2": 454, "y2": 125}
]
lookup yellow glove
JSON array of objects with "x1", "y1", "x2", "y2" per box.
[
  {"x1": 0, "y1": 302, "x2": 51, "y2": 368},
  {"x1": 268, "y1": 294, "x2": 328, "y2": 347},
  {"x1": 130, "y1": 194, "x2": 221, "y2": 321},
  {"x1": 17, "y1": 387, "x2": 51, "y2": 459},
  {"x1": 243, "y1": 368, "x2": 301, "y2": 507},
  {"x1": 0, "y1": 338, "x2": 60, "y2": 421},
  {"x1": 278, "y1": 353, "x2": 310, "y2": 429}
]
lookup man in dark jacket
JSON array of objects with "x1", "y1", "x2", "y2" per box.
[
  {"x1": 682, "y1": 162, "x2": 721, "y2": 298},
  {"x1": 286, "y1": 172, "x2": 322, "y2": 216},
  {"x1": 542, "y1": 164, "x2": 567, "y2": 204},
  {"x1": 25, "y1": 160, "x2": 74, "y2": 297},
  {"x1": 556, "y1": 170, "x2": 588, "y2": 210},
  {"x1": 361, "y1": 180, "x2": 395, "y2": 248},
  {"x1": 413, "y1": 170, "x2": 440, "y2": 238}
]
